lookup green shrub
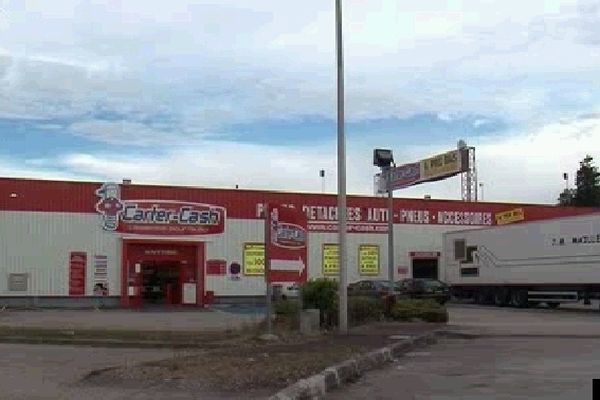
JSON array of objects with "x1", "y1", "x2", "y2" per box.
[
  {"x1": 390, "y1": 298, "x2": 448, "y2": 323},
  {"x1": 301, "y1": 278, "x2": 338, "y2": 326},
  {"x1": 348, "y1": 296, "x2": 384, "y2": 325},
  {"x1": 274, "y1": 299, "x2": 301, "y2": 316}
]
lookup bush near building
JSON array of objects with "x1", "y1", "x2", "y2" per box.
[
  {"x1": 301, "y1": 278, "x2": 338, "y2": 327},
  {"x1": 276, "y1": 280, "x2": 448, "y2": 329},
  {"x1": 347, "y1": 296, "x2": 385, "y2": 325},
  {"x1": 390, "y1": 299, "x2": 449, "y2": 323}
]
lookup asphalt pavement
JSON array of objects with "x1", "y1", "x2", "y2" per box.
[
  {"x1": 327, "y1": 336, "x2": 597, "y2": 400},
  {"x1": 3, "y1": 304, "x2": 600, "y2": 399},
  {"x1": 327, "y1": 304, "x2": 600, "y2": 400}
]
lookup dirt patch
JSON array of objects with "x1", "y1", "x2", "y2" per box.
[{"x1": 83, "y1": 321, "x2": 441, "y2": 394}]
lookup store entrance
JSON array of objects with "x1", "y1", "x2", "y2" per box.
[
  {"x1": 141, "y1": 262, "x2": 181, "y2": 305},
  {"x1": 412, "y1": 258, "x2": 439, "y2": 280},
  {"x1": 121, "y1": 240, "x2": 204, "y2": 308}
]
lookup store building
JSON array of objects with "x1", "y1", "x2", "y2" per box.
[{"x1": 0, "y1": 177, "x2": 594, "y2": 308}]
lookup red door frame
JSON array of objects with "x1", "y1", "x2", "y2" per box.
[{"x1": 121, "y1": 239, "x2": 205, "y2": 308}]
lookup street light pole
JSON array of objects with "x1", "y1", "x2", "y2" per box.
[
  {"x1": 386, "y1": 165, "x2": 395, "y2": 295},
  {"x1": 335, "y1": 0, "x2": 348, "y2": 334}
]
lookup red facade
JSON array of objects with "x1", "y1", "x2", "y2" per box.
[{"x1": 0, "y1": 177, "x2": 596, "y2": 229}]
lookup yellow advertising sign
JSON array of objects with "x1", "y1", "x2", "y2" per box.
[
  {"x1": 420, "y1": 149, "x2": 463, "y2": 181},
  {"x1": 323, "y1": 244, "x2": 339, "y2": 276},
  {"x1": 495, "y1": 208, "x2": 525, "y2": 225},
  {"x1": 243, "y1": 243, "x2": 265, "y2": 275},
  {"x1": 359, "y1": 245, "x2": 380, "y2": 276}
]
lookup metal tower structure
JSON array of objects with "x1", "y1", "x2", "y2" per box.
[{"x1": 459, "y1": 141, "x2": 478, "y2": 202}]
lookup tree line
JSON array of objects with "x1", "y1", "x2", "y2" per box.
[{"x1": 558, "y1": 155, "x2": 600, "y2": 207}]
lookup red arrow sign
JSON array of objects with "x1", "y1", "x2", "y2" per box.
[{"x1": 266, "y1": 204, "x2": 308, "y2": 283}]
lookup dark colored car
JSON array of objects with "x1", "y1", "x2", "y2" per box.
[
  {"x1": 348, "y1": 280, "x2": 400, "y2": 299},
  {"x1": 397, "y1": 278, "x2": 451, "y2": 304}
]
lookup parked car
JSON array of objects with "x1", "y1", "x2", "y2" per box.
[
  {"x1": 396, "y1": 278, "x2": 451, "y2": 304},
  {"x1": 278, "y1": 282, "x2": 301, "y2": 300},
  {"x1": 348, "y1": 280, "x2": 400, "y2": 299}
]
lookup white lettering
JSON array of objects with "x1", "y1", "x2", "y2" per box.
[{"x1": 256, "y1": 203, "x2": 266, "y2": 218}]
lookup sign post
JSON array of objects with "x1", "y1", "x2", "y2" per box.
[
  {"x1": 386, "y1": 166, "x2": 395, "y2": 295},
  {"x1": 264, "y1": 204, "x2": 273, "y2": 335},
  {"x1": 335, "y1": 0, "x2": 348, "y2": 335},
  {"x1": 264, "y1": 204, "x2": 308, "y2": 335}
]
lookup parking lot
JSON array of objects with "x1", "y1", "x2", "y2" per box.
[
  {"x1": 328, "y1": 304, "x2": 600, "y2": 399},
  {"x1": 2, "y1": 303, "x2": 600, "y2": 399}
]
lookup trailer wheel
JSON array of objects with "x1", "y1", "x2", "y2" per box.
[
  {"x1": 475, "y1": 291, "x2": 488, "y2": 305},
  {"x1": 547, "y1": 302, "x2": 560, "y2": 309},
  {"x1": 494, "y1": 289, "x2": 510, "y2": 307},
  {"x1": 510, "y1": 290, "x2": 529, "y2": 308}
]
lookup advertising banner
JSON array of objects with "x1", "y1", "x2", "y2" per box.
[
  {"x1": 375, "y1": 148, "x2": 469, "y2": 193},
  {"x1": 376, "y1": 162, "x2": 421, "y2": 193},
  {"x1": 95, "y1": 183, "x2": 226, "y2": 236},
  {"x1": 69, "y1": 252, "x2": 87, "y2": 296},
  {"x1": 322, "y1": 244, "x2": 339, "y2": 276},
  {"x1": 359, "y1": 245, "x2": 380, "y2": 275},
  {"x1": 243, "y1": 243, "x2": 265, "y2": 276},
  {"x1": 266, "y1": 204, "x2": 308, "y2": 283},
  {"x1": 420, "y1": 148, "x2": 469, "y2": 182},
  {"x1": 495, "y1": 208, "x2": 525, "y2": 225}
]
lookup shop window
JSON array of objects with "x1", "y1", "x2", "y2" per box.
[{"x1": 8, "y1": 273, "x2": 28, "y2": 291}]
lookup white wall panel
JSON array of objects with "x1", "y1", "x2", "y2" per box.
[
  {"x1": 1, "y1": 211, "x2": 483, "y2": 298},
  {"x1": 0, "y1": 211, "x2": 120, "y2": 296},
  {"x1": 204, "y1": 219, "x2": 266, "y2": 296}
]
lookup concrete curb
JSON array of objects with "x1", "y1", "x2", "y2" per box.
[
  {"x1": 268, "y1": 329, "x2": 445, "y2": 400},
  {"x1": 442, "y1": 330, "x2": 600, "y2": 340},
  {"x1": 0, "y1": 336, "x2": 219, "y2": 348}
]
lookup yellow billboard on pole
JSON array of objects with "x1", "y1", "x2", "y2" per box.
[{"x1": 420, "y1": 149, "x2": 468, "y2": 181}]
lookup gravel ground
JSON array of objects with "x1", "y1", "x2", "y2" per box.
[{"x1": 83, "y1": 321, "x2": 442, "y2": 395}]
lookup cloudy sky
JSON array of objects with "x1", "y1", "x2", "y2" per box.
[{"x1": 1, "y1": 0, "x2": 600, "y2": 204}]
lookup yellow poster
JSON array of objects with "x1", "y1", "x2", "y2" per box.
[
  {"x1": 359, "y1": 245, "x2": 380, "y2": 275},
  {"x1": 243, "y1": 243, "x2": 265, "y2": 275},
  {"x1": 495, "y1": 208, "x2": 525, "y2": 225},
  {"x1": 322, "y1": 244, "x2": 339, "y2": 276},
  {"x1": 421, "y1": 149, "x2": 462, "y2": 180}
]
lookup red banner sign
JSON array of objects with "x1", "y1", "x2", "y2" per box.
[
  {"x1": 206, "y1": 259, "x2": 227, "y2": 275},
  {"x1": 266, "y1": 204, "x2": 308, "y2": 283},
  {"x1": 95, "y1": 183, "x2": 226, "y2": 236},
  {"x1": 69, "y1": 252, "x2": 87, "y2": 296}
]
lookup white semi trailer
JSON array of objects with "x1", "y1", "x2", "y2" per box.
[{"x1": 441, "y1": 213, "x2": 600, "y2": 308}]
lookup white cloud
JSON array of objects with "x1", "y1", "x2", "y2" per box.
[
  {"x1": 68, "y1": 120, "x2": 176, "y2": 145},
  {"x1": 1, "y1": 0, "x2": 600, "y2": 207},
  {"x1": 4, "y1": 114, "x2": 597, "y2": 205},
  {"x1": 0, "y1": 0, "x2": 598, "y2": 132}
]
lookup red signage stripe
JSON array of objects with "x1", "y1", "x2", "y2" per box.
[{"x1": 0, "y1": 177, "x2": 597, "y2": 226}]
